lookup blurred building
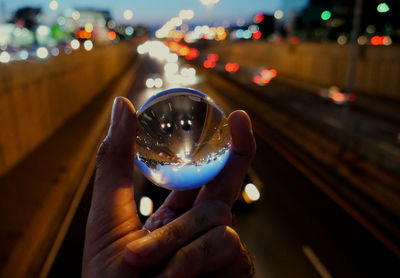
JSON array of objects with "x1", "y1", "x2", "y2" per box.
[
  {"x1": 257, "y1": 14, "x2": 275, "y2": 38},
  {"x1": 65, "y1": 9, "x2": 111, "y2": 30},
  {"x1": 12, "y1": 7, "x2": 41, "y2": 31}
]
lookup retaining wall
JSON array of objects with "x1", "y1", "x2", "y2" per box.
[
  {"x1": 208, "y1": 41, "x2": 400, "y2": 100},
  {"x1": 0, "y1": 42, "x2": 136, "y2": 176}
]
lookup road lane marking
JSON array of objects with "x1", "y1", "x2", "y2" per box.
[
  {"x1": 379, "y1": 142, "x2": 400, "y2": 158},
  {"x1": 323, "y1": 116, "x2": 341, "y2": 128},
  {"x1": 302, "y1": 245, "x2": 333, "y2": 278},
  {"x1": 290, "y1": 101, "x2": 303, "y2": 110}
]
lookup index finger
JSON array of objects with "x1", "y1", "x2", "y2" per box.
[{"x1": 194, "y1": 110, "x2": 256, "y2": 207}]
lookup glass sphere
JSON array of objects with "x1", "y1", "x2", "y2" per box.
[{"x1": 135, "y1": 88, "x2": 231, "y2": 190}]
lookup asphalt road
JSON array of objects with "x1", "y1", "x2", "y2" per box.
[
  {"x1": 237, "y1": 133, "x2": 400, "y2": 278},
  {"x1": 209, "y1": 59, "x2": 400, "y2": 176},
  {"x1": 49, "y1": 53, "x2": 400, "y2": 278}
]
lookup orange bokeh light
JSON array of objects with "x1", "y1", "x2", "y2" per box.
[
  {"x1": 185, "y1": 48, "x2": 200, "y2": 60},
  {"x1": 207, "y1": 54, "x2": 219, "y2": 62},
  {"x1": 204, "y1": 60, "x2": 216, "y2": 69},
  {"x1": 76, "y1": 29, "x2": 91, "y2": 39},
  {"x1": 179, "y1": 46, "x2": 190, "y2": 56},
  {"x1": 332, "y1": 92, "x2": 345, "y2": 102},
  {"x1": 225, "y1": 62, "x2": 239, "y2": 73},
  {"x1": 168, "y1": 41, "x2": 180, "y2": 52},
  {"x1": 371, "y1": 35, "x2": 383, "y2": 45},
  {"x1": 108, "y1": 30, "x2": 117, "y2": 41},
  {"x1": 269, "y1": 69, "x2": 277, "y2": 78}
]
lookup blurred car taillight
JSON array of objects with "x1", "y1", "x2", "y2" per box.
[{"x1": 225, "y1": 62, "x2": 239, "y2": 73}]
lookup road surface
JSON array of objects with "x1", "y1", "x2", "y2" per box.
[{"x1": 49, "y1": 52, "x2": 400, "y2": 278}]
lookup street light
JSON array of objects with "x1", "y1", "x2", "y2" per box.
[
  {"x1": 49, "y1": 0, "x2": 58, "y2": 11},
  {"x1": 377, "y1": 3, "x2": 390, "y2": 13},
  {"x1": 179, "y1": 9, "x2": 194, "y2": 20},
  {"x1": 274, "y1": 10, "x2": 284, "y2": 20},
  {"x1": 321, "y1": 10, "x2": 331, "y2": 21},
  {"x1": 71, "y1": 10, "x2": 80, "y2": 21},
  {"x1": 123, "y1": 9, "x2": 133, "y2": 20},
  {"x1": 200, "y1": 0, "x2": 219, "y2": 8}
]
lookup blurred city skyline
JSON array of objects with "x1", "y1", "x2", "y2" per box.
[{"x1": 1, "y1": 0, "x2": 309, "y2": 26}]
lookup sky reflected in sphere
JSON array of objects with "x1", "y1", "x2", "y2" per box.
[{"x1": 135, "y1": 88, "x2": 231, "y2": 190}]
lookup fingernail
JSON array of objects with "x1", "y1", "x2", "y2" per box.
[
  {"x1": 111, "y1": 97, "x2": 124, "y2": 127},
  {"x1": 230, "y1": 111, "x2": 251, "y2": 136},
  {"x1": 126, "y1": 235, "x2": 158, "y2": 257},
  {"x1": 240, "y1": 110, "x2": 253, "y2": 133}
]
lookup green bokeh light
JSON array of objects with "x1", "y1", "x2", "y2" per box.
[
  {"x1": 321, "y1": 10, "x2": 331, "y2": 21},
  {"x1": 377, "y1": 3, "x2": 390, "y2": 13}
]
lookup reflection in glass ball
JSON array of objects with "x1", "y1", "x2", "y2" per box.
[{"x1": 135, "y1": 88, "x2": 231, "y2": 190}]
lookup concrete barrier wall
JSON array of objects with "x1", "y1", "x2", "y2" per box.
[
  {"x1": 0, "y1": 42, "x2": 136, "y2": 176},
  {"x1": 208, "y1": 41, "x2": 400, "y2": 100}
]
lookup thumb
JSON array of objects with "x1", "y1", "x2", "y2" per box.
[{"x1": 90, "y1": 96, "x2": 141, "y2": 227}]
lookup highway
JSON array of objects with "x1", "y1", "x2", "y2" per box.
[{"x1": 49, "y1": 52, "x2": 400, "y2": 278}]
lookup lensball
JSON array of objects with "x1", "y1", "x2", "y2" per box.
[{"x1": 135, "y1": 88, "x2": 231, "y2": 190}]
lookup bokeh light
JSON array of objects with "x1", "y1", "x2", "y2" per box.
[
  {"x1": 242, "y1": 183, "x2": 260, "y2": 203},
  {"x1": 200, "y1": 0, "x2": 220, "y2": 7},
  {"x1": 274, "y1": 10, "x2": 284, "y2": 20},
  {"x1": 139, "y1": 196, "x2": 153, "y2": 216},
  {"x1": 125, "y1": 26, "x2": 134, "y2": 36},
  {"x1": 36, "y1": 47, "x2": 49, "y2": 59},
  {"x1": 84, "y1": 23, "x2": 94, "y2": 33},
  {"x1": 254, "y1": 13, "x2": 264, "y2": 23},
  {"x1": 123, "y1": 9, "x2": 134, "y2": 20},
  {"x1": 0, "y1": 51, "x2": 11, "y2": 63},
  {"x1": 83, "y1": 40, "x2": 93, "y2": 51},
  {"x1": 179, "y1": 9, "x2": 194, "y2": 20},
  {"x1": 51, "y1": 48, "x2": 59, "y2": 56},
  {"x1": 70, "y1": 39, "x2": 80, "y2": 50},
  {"x1": 377, "y1": 3, "x2": 390, "y2": 13},
  {"x1": 49, "y1": 0, "x2": 58, "y2": 11},
  {"x1": 71, "y1": 10, "x2": 80, "y2": 20},
  {"x1": 321, "y1": 10, "x2": 332, "y2": 21}
]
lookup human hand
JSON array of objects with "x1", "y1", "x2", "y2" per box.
[{"x1": 82, "y1": 96, "x2": 256, "y2": 278}]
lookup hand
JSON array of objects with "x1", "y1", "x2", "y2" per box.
[{"x1": 82, "y1": 96, "x2": 256, "y2": 278}]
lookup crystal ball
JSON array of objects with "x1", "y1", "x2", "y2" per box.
[{"x1": 135, "y1": 88, "x2": 231, "y2": 190}]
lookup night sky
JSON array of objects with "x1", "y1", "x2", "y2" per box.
[{"x1": 2, "y1": 0, "x2": 309, "y2": 26}]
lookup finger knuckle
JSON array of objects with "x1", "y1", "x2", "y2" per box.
[
  {"x1": 202, "y1": 200, "x2": 232, "y2": 225},
  {"x1": 96, "y1": 136, "x2": 112, "y2": 167},
  {"x1": 223, "y1": 226, "x2": 254, "y2": 276},
  {"x1": 220, "y1": 225, "x2": 242, "y2": 252},
  {"x1": 163, "y1": 222, "x2": 186, "y2": 244}
]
